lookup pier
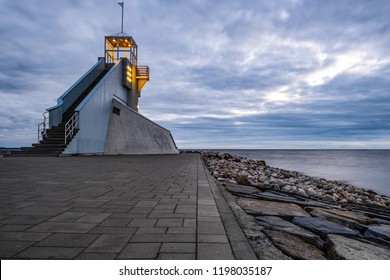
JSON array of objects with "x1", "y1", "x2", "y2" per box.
[{"x1": 0, "y1": 154, "x2": 254, "y2": 259}]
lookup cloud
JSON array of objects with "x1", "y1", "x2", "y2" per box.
[{"x1": 0, "y1": 0, "x2": 389, "y2": 148}]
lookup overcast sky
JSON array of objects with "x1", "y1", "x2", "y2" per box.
[{"x1": 0, "y1": 0, "x2": 389, "y2": 149}]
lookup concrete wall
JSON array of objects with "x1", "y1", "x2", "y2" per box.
[
  {"x1": 48, "y1": 58, "x2": 106, "y2": 128},
  {"x1": 104, "y1": 99, "x2": 178, "y2": 154},
  {"x1": 63, "y1": 60, "x2": 129, "y2": 154}
]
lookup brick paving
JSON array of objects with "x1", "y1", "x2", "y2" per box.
[{"x1": 0, "y1": 154, "x2": 255, "y2": 260}]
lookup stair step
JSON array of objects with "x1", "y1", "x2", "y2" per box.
[
  {"x1": 42, "y1": 138, "x2": 66, "y2": 142},
  {"x1": 45, "y1": 133, "x2": 64, "y2": 136},
  {"x1": 45, "y1": 134, "x2": 65, "y2": 137},
  {"x1": 32, "y1": 143, "x2": 66, "y2": 148},
  {"x1": 20, "y1": 146, "x2": 64, "y2": 152},
  {"x1": 6, "y1": 154, "x2": 59, "y2": 157},
  {"x1": 29, "y1": 147, "x2": 65, "y2": 151},
  {"x1": 38, "y1": 143, "x2": 67, "y2": 147},
  {"x1": 14, "y1": 151, "x2": 62, "y2": 155}
]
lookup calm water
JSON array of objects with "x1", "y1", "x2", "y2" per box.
[{"x1": 209, "y1": 150, "x2": 390, "y2": 197}]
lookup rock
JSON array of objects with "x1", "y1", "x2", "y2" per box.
[
  {"x1": 306, "y1": 188, "x2": 318, "y2": 197},
  {"x1": 225, "y1": 184, "x2": 260, "y2": 196},
  {"x1": 323, "y1": 184, "x2": 334, "y2": 190},
  {"x1": 322, "y1": 194, "x2": 333, "y2": 202},
  {"x1": 279, "y1": 170, "x2": 292, "y2": 178},
  {"x1": 264, "y1": 230, "x2": 326, "y2": 260},
  {"x1": 364, "y1": 224, "x2": 390, "y2": 242},
  {"x1": 237, "y1": 197, "x2": 310, "y2": 218},
  {"x1": 255, "y1": 191, "x2": 300, "y2": 202},
  {"x1": 352, "y1": 209, "x2": 390, "y2": 222},
  {"x1": 371, "y1": 218, "x2": 390, "y2": 225},
  {"x1": 292, "y1": 216, "x2": 360, "y2": 238},
  {"x1": 227, "y1": 201, "x2": 292, "y2": 260},
  {"x1": 224, "y1": 153, "x2": 233, "y2": 160},
  {"x1": 326, "y1": 234, "x2": 390, "y2": 260},
  {"x1": 282, "y1": 185, "x2": 297, "y2": 193},
  {"x1": 297, "y1": 188, "x2": 308, "y2": 197},
  {"x1": 234, "y1": 174, "x2": 250, "y2": 185},
  {"x1": 307, "y1": 207, "x2": 372, "y2": 225},
  {"x1": 256, "y1": 216, "x2": 324, "y2": 249},
  {"x1": 227, "y1": 178, "x2": 237, "y2": 184},
  {"x1": 217, "y1": 152, "x2": 225, "y2": 159},
  {"x1": 255, "y1": 191, "x2": 337, "y2": 209},
  {"x1": 332, "y1": 193, "x2": 340, "y2": 202},
  {"x1": 307, "y1": 207, "x2": 368, "y2": 231}
]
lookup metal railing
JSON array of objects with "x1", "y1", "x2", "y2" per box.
[
  {"x1": 136, "y1": 65, "x2": 149, "y2": 79},
  {"x1": 64, "y1": 112, "x2": 79, "y2": 144},
  {"x1": 38, "y1": 111, "x2": 49, "y2": 142}
]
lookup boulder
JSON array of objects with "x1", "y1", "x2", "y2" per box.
[
  {"x1": 307, "y1": 207, "x2": 371, "y2": 231},
  {"x1": 256, "y1": 216, "x2": 324, "y2": 249},
  {"x1": 316, "y1": 208, "x2": 372, "y2": 225},
  {"x1": 364, "y1": 224, "x2": 390, "y2": 242},
  {"x1": 306, "y1": 188, "x2": 318, "y2": 197},
  {"x1": 225, "y1": 184, "x2": 260, "y2": 196},
  {"x1": 353, "y1": 209, "x2": 390, "y2": 222},
  {"x1": 253, "y1": 191, "x2": 335, "y2": 209},
  {"x1": 254, "y1": 191, "x2": 301, "y2": 202},
  {"x1": 237, "y1": 198, "x2": 310, "y2": 218},
  {"x1": 264, "y1": 230, "x2": 326, "y2": 260},
  {"x1": 297, "y1": 188, "x2": 308, "y2": 197},
  {"x1": 371, "y1": 218, "x2": 390, "y2": 225},
  {"x1": 292, "y1": 216, "x2": 360, "y2": 238},
  {"x1": 326, "y1": 234, "x2": 390, "y2": 260},
  {"x1": 281, "y1": 185, "x2": 297, "y2": 193}
]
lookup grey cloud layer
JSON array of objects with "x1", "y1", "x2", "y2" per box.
[{"x1": 0, "y1": 0, "x2": 389, "y2": 148}]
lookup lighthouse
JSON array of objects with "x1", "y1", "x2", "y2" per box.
[{"x1": 11, "y1": 3, "x2": 178, "y2": 156}]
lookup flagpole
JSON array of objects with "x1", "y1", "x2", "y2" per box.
[
  {"x1": 121, "y1": 2, "x2": 124, "y2": 33},
  {"x1": 118, "y1": 1, "x2": 124, "y2": 33}
]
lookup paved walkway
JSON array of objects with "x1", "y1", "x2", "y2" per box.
[{"x1": 0, "y1": 154, "x2": 255, "y2": 260}]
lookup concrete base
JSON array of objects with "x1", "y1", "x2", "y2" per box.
[{"x1": 104, "y1": 99, "x2": 178, "y2": 154}]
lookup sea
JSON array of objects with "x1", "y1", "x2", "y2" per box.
[{"x1": 203, "y1": 149, "x2": 390, "y2": 197}]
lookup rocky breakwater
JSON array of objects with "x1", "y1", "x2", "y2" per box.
[{"x1": 201, "y1": 151, "x2": 390, "y2": 260}]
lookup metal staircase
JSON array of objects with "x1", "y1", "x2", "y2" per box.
[{"x1": 8, "y1": 69, "x2": 109, "y2": 157}]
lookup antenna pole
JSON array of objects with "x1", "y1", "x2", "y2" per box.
[{"x1": 118, "y1": 1, "x2": 124, "y2": 33}]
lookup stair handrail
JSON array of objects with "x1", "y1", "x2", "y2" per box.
[
  {"x1": 37, "y1": 111, "x2": 49, "y2": 142},
  {"x1": 64, "y1": 112, "x2": 79, "y2": 144}
]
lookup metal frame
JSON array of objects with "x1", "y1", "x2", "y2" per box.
[
  {"x1": 64, "y1": 112, "x2": 79, "y2": 144},
  {"x1": 104, "y1": 34, "x2": 138, "y2": 65}
]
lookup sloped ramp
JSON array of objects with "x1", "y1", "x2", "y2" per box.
[{"x1": 104, "y1": 98, "x2": 178, "y2": 154}]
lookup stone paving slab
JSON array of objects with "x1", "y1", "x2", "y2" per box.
[
  {"x1": 85, "y1": 234, "x2": 130, "y2": 253},
  {"x1": 36, "y1": 233, "x2": 99, "y2": 247},
  {"x1": 118, "y1": 243, "x2": 161, "y2": 259},
  {"x1": 0, "y1": 154, "x2": 255, "y2": 259},
  {"x1": 15, "y1": 246, "x2": 84, "y2": 259}
]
